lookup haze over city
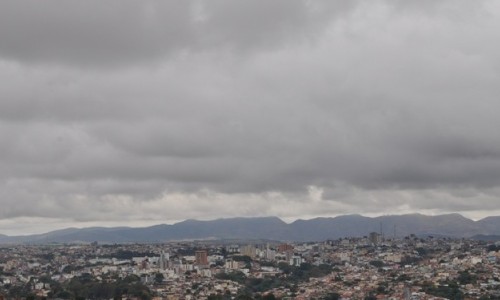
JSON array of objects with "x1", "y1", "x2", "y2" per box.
[{"x1": 1, "y1": 0, "x2": 500, "y2": 235}]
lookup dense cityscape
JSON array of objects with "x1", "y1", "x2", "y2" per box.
[{"x1": 1, "y1": 233, "x2": 500, "y2": 300}]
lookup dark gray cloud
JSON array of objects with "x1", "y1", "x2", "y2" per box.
[
  {"x1": 1, "y1": 0, "x2": 500, "y2": 234},
  {"x1": 0, "y1": 1, "x2": 195, "y2": 66},
  {"x1": 0, "y1": 0, "x2": 354, "y2": 67}
]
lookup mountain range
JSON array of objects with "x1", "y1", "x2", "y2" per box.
[{"x1": 2, "y1": 213, "x2": 500, "y2": 244}]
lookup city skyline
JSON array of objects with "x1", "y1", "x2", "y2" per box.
[{"x1": 1, "y1": 0, "x2": 500, "y2": 235}]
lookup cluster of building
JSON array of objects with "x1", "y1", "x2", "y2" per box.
[{"x1": 0, "y1": 234, "x2": 500, "y2": 299}]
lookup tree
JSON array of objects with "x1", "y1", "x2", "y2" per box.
[
  {"x1": 369, "y1": 260, "x2": 384, "y2": 268},
  {"x1": 208, "y1": 294, "x2": 223, "y2": 300},
  {"x1": 322, "y1": 292, "x2": 340, "y2": 300},
  {"x1": 458, "y1": 270, "x2": 477, "y2": 285},
  {"x1": 262, "y1": 293, "x2": 277, "y2": 300},
  {"x1": 154, "y1": 273, "x2": 164, "y2": 284},
  {"x1": 215, "y1": 271, "x2": 247, "y2": 284},
  {"x1": 233, "y1": 255, "x2": 253, "y2": 263},
  {"x1": 364, "y1": 294, "x2": 377, "y2": 300}
]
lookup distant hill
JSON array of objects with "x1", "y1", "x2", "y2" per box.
[
  {"x1": 0, "y1": 214, "x2": 499, "y2": 244},
  {"x1": 476, "y1": 216, "x2": 500, "y2": 233},
  {"x1": 471, "y1": 234, "x2": 500, "y2": 242}
]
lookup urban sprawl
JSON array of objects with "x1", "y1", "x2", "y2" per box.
[{"x1": 1, "y1": 233, "x2": 500, "y2": 299}]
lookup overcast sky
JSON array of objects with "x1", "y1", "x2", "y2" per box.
[{"x1": 1, "y1": 0, "x2": 500, "y2": 235}]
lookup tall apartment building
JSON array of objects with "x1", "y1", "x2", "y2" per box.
[{"x1": 195, "y1": 250, "x2": 208, "y2": 266}]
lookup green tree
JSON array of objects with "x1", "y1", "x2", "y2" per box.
[
  {"x1": 458, "y1": 270, "x2": 477, "y2": 285},
  {"x1": 322, "y1": 292, "x2": 340, "y2": 300},
  {"x1": 215, "y1": 271, "x2": 247, "y2": 284},
  {"x1": 369, "y1": 260, "x2": 384, "y2": 268},
  {"x1": 262, "y1": 293, "x2": 277, "y2": 300},
  {"x1": 154, "y1": 273, "x2": 165, "y2": 284}
]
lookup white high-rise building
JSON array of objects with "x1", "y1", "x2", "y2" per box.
[{"x1": 159, "y1": 250, "x2": 170, "y2": 270}]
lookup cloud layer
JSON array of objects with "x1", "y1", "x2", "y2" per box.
[{"x1": 1, "y1": 0, "x2": 500, "y2": 234}]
